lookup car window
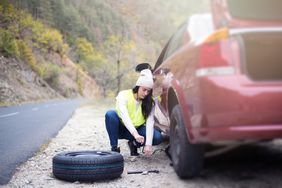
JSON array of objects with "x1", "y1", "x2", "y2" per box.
[
  {"x1": 153, "y1": 40, "x2": 170, "y2": 71},
  {"x1": 163, "y1": 23, "x2": 187, "y2": 60},
  {"x1": 153, "y1": 14, "x2": 213, "y2": 71},
  {"x1": 227, "y1": 0, "x2": 282, "y2": 21}
]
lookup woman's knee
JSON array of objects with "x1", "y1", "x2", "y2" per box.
[
  {"x1": 152, "y1": 130, "x2": 162, "y2": 145},
  {"x1": 105, "y1": 110, "x2": 120, "y2": 128},
  {"x1": 105, "y1": 110, "x2": 118, "y2": 120}
]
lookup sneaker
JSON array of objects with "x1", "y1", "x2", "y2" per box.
[
  {"x1": 111, "y1": 146, "x2": 120, "y2": 153},
  {"x1": 127, "y1": 141, "x2": 139, "y2": 156}
]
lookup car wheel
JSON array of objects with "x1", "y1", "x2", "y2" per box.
[
  {"x1": 170, "y1": 105, "x2": 204, "y2": 178},
  {"x1": 52, "y1": 151, "x2": 124, "y2": 182}
]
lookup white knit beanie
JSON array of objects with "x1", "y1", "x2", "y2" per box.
[{"x1": 136, "y1": 69, "x2": 153, "y2": 89}]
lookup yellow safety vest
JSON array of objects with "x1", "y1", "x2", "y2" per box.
[{"x1": 116, "y1": 89, "x2": 145, "y2": 128}]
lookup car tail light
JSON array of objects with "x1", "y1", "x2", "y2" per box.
[
  {"x1": 197, "y1": 28, "x2": 238, "y2": 77},
  {"x1": 205, "y1": 28, "x2": 229, "y2": 43}
]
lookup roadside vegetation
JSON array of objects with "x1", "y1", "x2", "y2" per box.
[{"x1": 0, "y1": 0, "x2": 208, "y2": 104}]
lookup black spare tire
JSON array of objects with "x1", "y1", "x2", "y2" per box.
[{"x1": 52, "y1": 151, "x2": 124, "y2": 182}]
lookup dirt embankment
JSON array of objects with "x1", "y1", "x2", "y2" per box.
[
  {"x1": 5, "y1": 101, "x2": 282, "y2": 188},
  {"x1": 0, "y1": 55, "x2": 100, "y2": 106},
  {"x1": 0, "y1": 56, "x2": 60, "y2": 105}
]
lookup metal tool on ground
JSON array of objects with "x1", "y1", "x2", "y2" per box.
[{"x1": 127, "y1": 170, "x2": 159, "y2": 175}]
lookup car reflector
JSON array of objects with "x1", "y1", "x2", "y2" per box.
[{"x1": 196, "y1": 67, "x2": 235, "y2": 77}]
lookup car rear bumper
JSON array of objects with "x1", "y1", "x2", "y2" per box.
[{"x1": 188, "y1": 75, "x2": 282, "y2": 143}]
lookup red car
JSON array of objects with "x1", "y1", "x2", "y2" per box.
[{"x1": 152, "y1": 0, "x2": 282, "y2": 178}]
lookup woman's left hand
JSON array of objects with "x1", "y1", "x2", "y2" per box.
[{"x1": 143, "y1": 145, "x2": 153, "y2": 157}]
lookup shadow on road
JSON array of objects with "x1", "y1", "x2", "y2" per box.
[{"x1": 198, "y1": 142, "x2": 282, "y2": 186}]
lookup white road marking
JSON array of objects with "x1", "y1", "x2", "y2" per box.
[
  {"x1": 32, "y1": 108, "x2": 39, "y2": 111},
  {"x1": 0, "y1": 112, "x2": 19, "y2": 118}
]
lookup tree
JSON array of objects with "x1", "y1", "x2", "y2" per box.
[
  {"x1": 74, "y1": 37, "x2": 111, "y2": 97},
  {"x1": 37, "y1": 0, "x2": 53, "y2": 25},
  {"x1": 0, "y1": 0, "x2": 8, "y2": 13},
  {"x1": 104, "y1": 32, "x2": 137, "y2": 95}
]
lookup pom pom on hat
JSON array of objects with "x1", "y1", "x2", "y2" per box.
[{"x1": 136, "y1": 69, "x2": 153, "y2": 88}]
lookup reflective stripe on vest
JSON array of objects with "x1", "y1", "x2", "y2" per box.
[{"x1": 116, "y1": 89, "x2": 145, "y2": 128}]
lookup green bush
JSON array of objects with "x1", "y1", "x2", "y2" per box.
[
  {"x1": 76, "y1": 66, "x2": 84, "y2": 96},
  {"x1": 17, "y1": 40, "x2": 42, "y2": 77},
  {"x1": 38, "y1": 29, "x2": 65, "y2": 53},
  {"x1": 31, "y1": 22, "x2": 67, "y2": 56},
  {"x1": 42, "y1": 63, "x2": 62, "y2": 88},
  {"x1": 0, "y1": 29, "x2": 19, "y2": 57}
]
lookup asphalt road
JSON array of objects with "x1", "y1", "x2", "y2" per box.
[{"x1": 0, "y1": 99, "x2": 81, "y2": 185}]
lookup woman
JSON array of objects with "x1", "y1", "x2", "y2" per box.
[{"x1": 105, "y1": 69, "x2": 162, "y2": 156}]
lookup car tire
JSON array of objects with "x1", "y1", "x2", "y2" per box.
[
  {"x1": 52, "y1": 151, "x2": 124, "y2": 182},
  {"x1": 170, "y1": 105, "x2": 204, "y2": 178}
]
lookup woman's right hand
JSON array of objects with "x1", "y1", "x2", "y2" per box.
[{"x1": 132, "y1": 132, "x2": 144, "y2": 144}]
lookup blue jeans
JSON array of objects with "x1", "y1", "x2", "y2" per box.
[{"x1": 105, "y1": 110, "x2": 162, "y2": 148}]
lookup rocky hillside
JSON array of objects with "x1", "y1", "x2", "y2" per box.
[
  {"x1": 0, "y1": 55, "x2": 100, "y2": 106},
  {"x1": 0, "y1": 2, "x2": 101, "y2": 106},
  {"x1": 0, "y1": 56, "x2": 58, "y2": 105}
]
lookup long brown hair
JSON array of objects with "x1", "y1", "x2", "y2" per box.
[{"x1": 132, "y1": 86, "x2": 155, "y2": 119}]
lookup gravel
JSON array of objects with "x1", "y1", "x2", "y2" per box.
[
  {"x1": 4, "y1": 101, "x2": 282, "y2": 188},
  {"x1": 3, "y1": 102, "x2": 184, "y2": 188}
]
